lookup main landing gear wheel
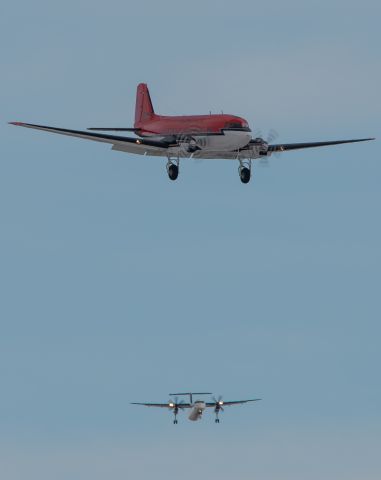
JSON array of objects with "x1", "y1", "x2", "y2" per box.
[
  {"x1": 239, "y1": 166, "x2": 251, "y2": 184},
  {"x1": 173, "y1": 419, "x2": 178, "y2": 424},
  {"x1": 168, "y1": 164, "x2": 178, "y2": 181},
  {"x1": 215, "y1": 418, "x2": 220, "y2": 423},
  {"x1": 237, "y1": 159, "x2": 252, "y2": 184},
  {"x1": 167, "y1": 158, "x2": 180, "y2": 181}
]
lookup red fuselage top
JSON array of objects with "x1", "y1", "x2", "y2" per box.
[{"x1": 135, "y1": 114, "x2": 251, "y2": 137}]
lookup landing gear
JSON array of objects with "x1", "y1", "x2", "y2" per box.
[
  {"x1": 173, "y1": 407, "x2": 179, "y2": 424},
  {"x1": 168, "y1": 164, "x2": 178, "y2": 181},
  {"x1": 240, "y1": 167, "x2": 251, "y2": 184},
  {"x1": 214, "y1": 407, "x2": 221, "y2": 423},
  {"x1": 166, "y1": 157, "x2": 180, "y2": 181},
  {"x1": 238, "y1": 159, "x2": 252, "y2": 184}
]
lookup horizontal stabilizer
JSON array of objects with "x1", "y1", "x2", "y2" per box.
[
  {"x1": 169, "y1": 392, "x2": 212, "y2": 396},
  {"x1": 87, "y1": 127, "x2": 139, "y2": 132}
]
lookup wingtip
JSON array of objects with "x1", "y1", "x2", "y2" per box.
[{"x1": 9, "y1": 121, "x2": 25, "y2": 126}]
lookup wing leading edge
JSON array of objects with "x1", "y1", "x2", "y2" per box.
[
  {"x1": 131, "y1": 402, "x2": 192, "y2": 408},
  {"x1": 9, "y1": 122, "x2": 169, "y2": 155},
  {"x1": 205, "y1": 399, "x2": 261, "y2": 407},
  {"x1": 267, "y1": 137, "x2": 374, "y2": 152}
]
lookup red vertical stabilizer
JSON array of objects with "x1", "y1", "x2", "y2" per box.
[{"x1": 134, "y1": 83, "x2": 155, "y2": 127}]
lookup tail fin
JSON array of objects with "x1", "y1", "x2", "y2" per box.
[{"x1": 134, "y1": 83, "x2": 155, "y2": 127}]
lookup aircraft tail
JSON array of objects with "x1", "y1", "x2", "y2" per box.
[
  {"x1": 134, "y1": 83, "x2": 155, "y2": 127},
  {"x1": 170, "y1": 392, "x2": 212, "y2": 404}
]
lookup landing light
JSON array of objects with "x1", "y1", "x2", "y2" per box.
[
  {"x1": 136, "y1": 139, "x2": 141, "y2": 144},
  {"x1": 218, "y1": 401, "x2": 224, "y2": 405},
  {"x1": 169, "y1": 402, "x2": 174, "y2": 407}
]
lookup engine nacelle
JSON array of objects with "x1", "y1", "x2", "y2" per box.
[{"x1": 251, "y1": 137, "x2": 269, "y2": 156}]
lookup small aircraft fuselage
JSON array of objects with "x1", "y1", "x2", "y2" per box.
[
  {"x1": 188, "y1": 400, "x2": 207, "y2": 421},
  {"x1": 136, "y1": 113, "x2": 252, "y2": 153}
]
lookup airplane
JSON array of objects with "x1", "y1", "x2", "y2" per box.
[
  {"x1": 9, "y1": 83, "x2": 374, "y2": 184},
  {"x1": 131, "y1": 392, "x2": 261, "y2": 424}
]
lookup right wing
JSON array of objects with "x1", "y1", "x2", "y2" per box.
[{"x1": 9, "y1": 122, "x2": 170, "y2": 156}]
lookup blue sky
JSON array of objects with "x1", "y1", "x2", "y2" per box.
[{"x1": 1, "y1": 1, "x2": 380, "y2": 479}]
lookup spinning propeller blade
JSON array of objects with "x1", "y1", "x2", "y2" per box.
[{"x1": 212, "y1": 395, "x2": 224, "y2": 411}]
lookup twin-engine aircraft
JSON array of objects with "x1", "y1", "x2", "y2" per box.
[
  {"x1": 131, "y1": 392, "x2": 261, "y2": 424},
  {"x1": 10, "y1": 83, "x2": 374, "y2": 183}
]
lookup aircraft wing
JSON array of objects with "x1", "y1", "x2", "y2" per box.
[
  {"x1": 9, "y1": 122, "x2": 170, "y2": 156},
  {"x1": 131, "y1": 402, "x2": 192, "y2": 408},
  {"x1": 268, "y1": 137, "x2": 374, "y2": 152},
  {"x1": 205, "y1": 399, "x2": 261, "y2": 407}
]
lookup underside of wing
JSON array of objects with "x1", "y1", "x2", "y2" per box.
[
  {"x1": 268, "y1": 137, "x2": 375, "y2": 152},
  {"x1": 9, "y1": 122, "x2": 169, "y2": 156}
]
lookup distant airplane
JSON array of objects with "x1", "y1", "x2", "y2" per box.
[
  {"x1": 131, "y1": 392, "x2": 261, "y2": 424},
  {"x1": 9, "y1": 83, "x2": 374, "y2": 183}
]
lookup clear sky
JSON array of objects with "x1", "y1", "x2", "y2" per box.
[{"x1": 1, "y1": 1, "x2": 380, "y2": 479}]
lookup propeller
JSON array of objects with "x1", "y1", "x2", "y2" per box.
[
  {"x1": 176, "y1": 124, "x2": 206, "y2": 162},
  {"x1": 168, "y1": 396, "x2": 186, "y2": 424},
  {"x1": 212, "y1": 395, "x2": 224, "y2": 412},
  {"x1": 253, "y1": 128, "x2": 280, "y2": 167},
  {"x1": 168, "y1": 397, "x2": 186, "y2": 410}
]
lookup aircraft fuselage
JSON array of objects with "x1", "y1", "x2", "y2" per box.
[
  {"x1": 137, "y1": 114, "x2": 252, "y2": 153},
  {"x1": 188, "y1": 401, "x2": 207, "y2": 421}
]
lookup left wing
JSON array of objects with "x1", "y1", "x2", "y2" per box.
[
  {"x1": 205, "y1": 399, "x2": 261, "y2": 407},
  {"x1": 131, "y1": 402, "x2": 191, "y2": 408},
  {"x1": 267, "y1": 137, "x2": 374, "y2": 152}
]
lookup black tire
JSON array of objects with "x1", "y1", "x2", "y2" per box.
[
  {"x1": 240, "y1": 167, "x2": 251, "y2": 184},
  {"x1": 168, "y1": 164, "x2": 179, "y2": 181}
]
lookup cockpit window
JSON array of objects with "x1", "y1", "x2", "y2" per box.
[
  {"x1": 224, "y1": 120, "x2": 250, "y2": 131},
  {"x1": 225, "y1": 121, "x2": 243, "y2": 129}
]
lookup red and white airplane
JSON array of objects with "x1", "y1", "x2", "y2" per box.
[
  {"x1": 10, "y1": 83, "x2": 374, "y2": 183},
  {"x1": 131, "y1": 392, "x2": 261, "y2": 424}
]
